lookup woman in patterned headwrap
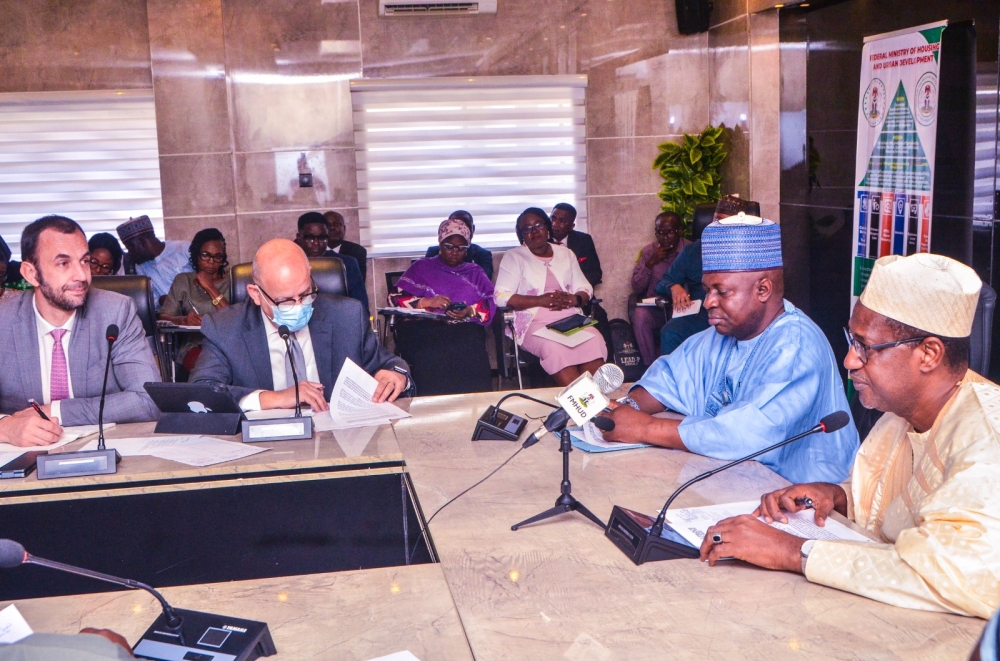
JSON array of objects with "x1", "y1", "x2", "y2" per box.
[{"x1": 389, "y1": 219, "x2": 495, "y2": 395}]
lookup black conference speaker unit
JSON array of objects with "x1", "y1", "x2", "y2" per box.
[{"x1": 676, "y1": 0, "x2": 712, "y2": 35}]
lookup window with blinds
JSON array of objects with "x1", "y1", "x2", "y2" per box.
[
  {"x1": 0, "y1": 89, "x2": 164, "y2": 260},
  {"x1": 351, "y1": 76, "x2": 587, "y2": 256},
  {"x1": 975, "y1": 68, "x2": 998, "y2": 222}
]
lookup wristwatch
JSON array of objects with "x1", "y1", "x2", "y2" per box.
[
  {"x1": 211, "y1": 294, "x2": 224, "y2": 306},
  {"x1": 391, "y1": 366, "x2": 413, "y2": 394},
  {"x1": 800, "y1": 539, "x2": 816, "y2": 573},
  {"x1": 575, "y1": 294, "x2": 585, "y2": 308}
]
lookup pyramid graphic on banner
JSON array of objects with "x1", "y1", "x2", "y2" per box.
[{"x1": 860, "y1": 81, "x2": 933, "y2": 191}]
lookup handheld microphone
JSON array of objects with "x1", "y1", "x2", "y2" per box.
[
  {"x1": 605, "y1": 411, "x2": 851, "y2": 565},
  {"x1": 0, "y1": 538, "x2": 276, "y2": 660},
  {"x1": 522, "y1": 364, "x2": 626, "y2": 448},
  {"x1": 277, "y1": 325, "x2": 301, "y2": 417},
  {"x1": 98, "y1": 324, "x2": 119, "y2": 450}
]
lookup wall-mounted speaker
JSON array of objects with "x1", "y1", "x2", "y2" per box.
[{"x1": 676, "y1": 0, "x2": 712, "y2": 34}]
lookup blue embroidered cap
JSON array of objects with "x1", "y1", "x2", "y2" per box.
[{"x1": 701, "y1": 213, "x2": 783, "y2": 273}]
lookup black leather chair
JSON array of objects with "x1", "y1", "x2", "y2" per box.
[
  {"x1": 851, "y1": 282, "x2": 997, "y2": 441},
  {"x1": 692, "y1": 203, "x2": 716, "y2": 241},
  {"x1": 90, "y1": 275, "x2": 169, "y2": 381},
  {"x1": 229, "y1": 257, "x2": 348, "y2": 304}
]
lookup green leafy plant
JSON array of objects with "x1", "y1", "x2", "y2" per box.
[{"x1": 653, "y1": 125, "x2": 728, "y2": 235}]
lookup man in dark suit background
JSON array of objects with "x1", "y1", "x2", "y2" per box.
[
  {"x1": 323, "y1": 210, "x2": 368, "y2": 284},
  {"x1": 550, "y1": 202, "x2": 602, "y2": 286},
  {"x1": 296, "y1": 212, "x2": 369, "y2": 313},
  {"x1": 0, "y1": 215, "x2": 160, "y2": 447},
  {"x1": 191, "y1": 239, "x2": 409, "y2": 411},
  {"x1": 425, "y1": 210, "x2": 494, "y2": 280}
]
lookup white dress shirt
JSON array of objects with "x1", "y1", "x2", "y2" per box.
[
  {"x1": 33, "y1": 296, "x2": 76, "y2": 422},
  {"x1": 329, "y1": 243, "x2": 342, "y2": 254},
  {"x1": 239, "y1": 309, "x2": 322, "y2": 411}
]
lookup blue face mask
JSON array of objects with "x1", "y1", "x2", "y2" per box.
[{"x1": 270, "y1": 301, "x2": 314, "y2": 333}]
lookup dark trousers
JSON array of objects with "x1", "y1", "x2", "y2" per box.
[{"x1": 660, "y1": 310, "x2": 710, "y2": 355}]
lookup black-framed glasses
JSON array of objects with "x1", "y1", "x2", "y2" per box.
[
  {"x1": 843, "y1": 327, "x2": 928, "y2": 365},
  {"x1": 655, "y1": 228, "x2": 680, "y2": 237},
  {"x1": 255, "y1": 281, "x2": 319, "y2": 312},
  {"x1": 198, "y1": 252, "x2": 226, "y2": 263},
  {"x1": 300, "y1": 235, "x2": 329, "y2": 244},
  {"x1": 521, "y1": 222, "x2": 548, "y2": 235},
  {"x1": 440, "y1": 242, "x2": 469, "y2": 254},
  {"x1": 90, "y1": 259, "x2": 114, "y2": 274}
]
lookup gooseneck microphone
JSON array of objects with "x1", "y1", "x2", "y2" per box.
[
  {"x1": 0, "y1": 538, "x2": 181, "y2": 631},
  {"x1": 277, "y1": 325, "x2": 301, "y2": 417},
  {"x1": 605, "y1": 411, "x2": 851, "y2": 565},
  {"x1": 0, "y1": 538, "x2": 277, "y2": 659},
  {"x1": 97, "y1": 324, "x2": 119, "y2": 450}
]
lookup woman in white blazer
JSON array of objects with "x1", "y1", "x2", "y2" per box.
[{"x1": 494, "y1": 208, "x2": 607, "y2": 386}]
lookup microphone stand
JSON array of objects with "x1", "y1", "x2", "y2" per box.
[
  {"x1": 281, "y1": 333, "x2": 303, "y2": 418},
  {"x1": 241, "y1": 325, "x2": 313, "y2": 442},
  {"x1": 511, "y1": 429, "x2": 604, "y2": 531},
  {"x1": 97, "y1": 334, "x2": 115, "y2": 450}
]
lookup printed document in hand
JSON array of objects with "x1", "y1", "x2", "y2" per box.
[
  {"x1": 0, "y1": 423, "x2": 114, "y2": 454},
  {"x1": 313, "y1": 358, "x2": 410, "y2": 431},
  {"x1": 665, "y1": 500, "x2": 873, "y2": 548},
  {"x1": 82, "y1": 435, "x2": 266, "y2": 467},
  {"x1": 0, "y1": 604, "x2": 33, "y2": 644},
  {"x1": 531, "y1": 326, "x2": 596, "y2": 348},
  {"x1": 671, "y1": 299, "x2": 702, "y2": 319}
]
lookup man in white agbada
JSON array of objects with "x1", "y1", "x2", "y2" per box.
[{"x1": 701, "y1": 253, "x2": 1000, "y2": 619}]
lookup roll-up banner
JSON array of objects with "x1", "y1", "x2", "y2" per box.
[{"x1": 850, "y1": 20, "x2": 947, "y2": 309}]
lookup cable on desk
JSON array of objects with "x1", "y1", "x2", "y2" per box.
[{"x1": 406, "y1": 444, "x2": 526, "y2": 565}]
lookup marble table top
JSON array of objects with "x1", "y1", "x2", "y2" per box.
[
  {"x1": 0, "y1": 415, "x2": 405, "y2": 498},
  {"x1": 0, "y1": 564, "x2": 474, "y2": 660},
  {"x1": 392, "y1": 388, "x2": 983, "y2": 661}
]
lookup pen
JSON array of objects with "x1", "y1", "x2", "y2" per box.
[
  {"x1": 794, "y1": 497, "x2": 814, "y2": 509},
  {"x1": 28, "y1": 398, "x2": 50, "y2": 421},
  {"x1": 190, "y1": 302, "x2": 201, "y2": 315}
]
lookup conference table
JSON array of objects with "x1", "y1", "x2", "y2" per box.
[{"x1": 0, "y1": 388, "x2": 984, "y2": 660}]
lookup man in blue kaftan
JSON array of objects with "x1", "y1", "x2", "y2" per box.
[{"x1": 600, "y1": 214, "x2": 859, "y2": 484}]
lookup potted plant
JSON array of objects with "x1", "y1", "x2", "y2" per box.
[{"x1": 653, "y1": 125, "x2": 728, "y2": 236}]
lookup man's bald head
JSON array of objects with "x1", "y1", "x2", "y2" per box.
[{"x1": 249, "y1": 239, "x2": 312, "y2": 306}]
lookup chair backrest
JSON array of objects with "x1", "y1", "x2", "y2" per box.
[
  {"x1": 385, "y1": 271, "x2": 405, "y2": 297},
  {"x1": 971, "y1": 282, "x2": 996, "y2": 376},
  {"x1": 91, "y1": 275, "x2": 156, "y2": 337},
  {"x1": 229, "y1": 257, "x2": 348, "y2": 304},
  {"x1": 692, "y1": 204, "x2": 716, "y2": 241}
]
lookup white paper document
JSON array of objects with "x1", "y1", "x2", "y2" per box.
[
  {"x1": 0, "y1": 423, "x2": 113, "y2": 454},
  {"x1": 671, "y1": 299, "x2": 702, "y2": 319},
  {"x1": 243, "y1": 408, "x2": 315, "y2": 420},
  {"x1": 666, "y1": 500, "x2": 873, "y2": 548},
  {"x1": 0, "y1": 604, "x2": 33, "y2": 644},
  {"x1": 582, "y1": 420, "x2": 650, "y2": 450},
  {"x1": 638, "y1": 297, "x2": 660, "y2": 307},
  {"x1": 531, "y1": 327, "x2": 596, "y2": 348},
  {"x1": 314, "y1": 358, "x2": 411, "y2": 431},
  {"x1": 333, "y1": 426, "x2": 380, "y2": 457},
  {"x1": 82, "y1": 435, "x2": 267, "y2": 467},
  {"x1": 366, "y1": 652, "x2": 421, "y2": 661}
]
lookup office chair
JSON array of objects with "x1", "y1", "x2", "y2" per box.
[
  {"x1": 91, "y1": 275, "x2": 169, "y2": 381},
  {"x1": 229, "y1": 257, "x2": 349, "y2": 304}
]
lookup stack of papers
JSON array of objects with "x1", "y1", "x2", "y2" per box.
[
  {"x1": 671, "y1": 299, "x2": 702, "y2": 318},
  {"x1": 665, "y1": 500, "x2": 874, "y2": 547},
  {"x1": 377, "y1": 307, "x2": 446, "y2": 319},
  {"x1": 83, "y1": 435, "x2": 267, "y2": 467},
  {"x1": 531, "y1": 327, "x2": 596, "y2": 348},
  {"x1": 568, "y1": 422, "x2": 650, "y2": 453},
  {"x1": 637, "y1": 297, "x2": 661, "y2": 307},
  {"x1": 313, "y1": 359, "x2": 411, "y2": 431}
]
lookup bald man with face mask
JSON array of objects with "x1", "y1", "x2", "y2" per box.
[{"x1": 190, "y1": 239, "x2": 410, "y2": 410}]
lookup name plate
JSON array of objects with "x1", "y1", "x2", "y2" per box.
[{"x1": 241, "y1": 417, "x2": 313, "y2": 443}]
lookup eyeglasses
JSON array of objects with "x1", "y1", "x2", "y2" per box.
[
  {"x1": 843, "y1": 327, "x2": 928, "y2": 365},
  {"x1": 521, "y1": 222, "x2": 548, "y2": 235},
  {"x1": 255, "y1": 281, "x2": 319, "y2": 312},
  {"x1": 655, "y1": 228, "x2": 680, "y2": 237},
  {"x1": 300, "y1": 235, "x2": 329, "y2": 244},
  {"x1": 198, "y1": 252, "x2": 226, "y2": 263},
  {"x1": 440, "y1": 243, "x2": 469, "y2": 254},
  {"x1": 90, "y1": 260, "x2": 114, "y2": 274}
]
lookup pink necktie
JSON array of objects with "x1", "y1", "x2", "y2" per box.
[{"x1": 50, "y1": 329, "x2": 69, "y2": 402}]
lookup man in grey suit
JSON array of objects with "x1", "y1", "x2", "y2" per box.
[
  {"x1": 190, "y1": 239, "x2": 409, "y2": 411},
  {"x1": 0, "y1": 216, "x2": 161, "y2": 447}
]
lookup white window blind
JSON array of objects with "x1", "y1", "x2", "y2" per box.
[
  {"x1": 975, "y1": 68, "x2": 998, "y2": 222},
  {"x1": 0, "y1": 89, "x2": 164, "y2": 260},
  {"x1": 351, "y1": 76, "x2": 587, "y2": 256}
]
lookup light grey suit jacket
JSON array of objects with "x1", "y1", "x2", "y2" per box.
[{"x1": 0, "y1": 289, "x2": 161, "y2": 425}]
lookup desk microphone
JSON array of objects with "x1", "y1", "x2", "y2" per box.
[
  {"x1": 97, "y1": 323, "x2": 118, "y2": 450},
  {"x1": 0, "y1": 538, "x2": 276, "y2": 660},
  {"x1": 277, "y1": 325, "x2": 301, "y2": 417},
  {"x1": 605, "y1": 411, "x2": 850, "y2": 565},
  {"x1": 36, "y1": 325, "x2": 123, "y2": 479}
]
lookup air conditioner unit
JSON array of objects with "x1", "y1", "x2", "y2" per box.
[{"x1": 379, "y1": 0, "x2": 497, "y2": 16}]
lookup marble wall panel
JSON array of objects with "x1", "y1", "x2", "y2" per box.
[
  {"x1": 804, "y1": 129, "x2": 856, "y2": 210},
  {"x1": 710, "y1": 16, "x2": 752, "y2": 202},
  {"x1": 586, "y1": 193, "x2": 665, "y2": 320},
  {"x1": 159, "y1": 153, "x2": 236, "y2": 218},
  {"x1": 146, "y1": 0, "x2": 231, "y2": 156},
  {"x1": 587, "y1": 137, "x2": 675, "y2": 198},
  {"x1": 0, "y1": 0, "x2": 152, "y2": 93},
  {"x1": 163, "y1": 214, "x2": 240, "y2": 260},
  {"x1": 223, "y1": 0, "x2": 361, "y2": 153},
  {"x1": 235, "y1": 149, "x2": 358, "y2": 214},
  {"x1": 709, "y1": 0, "x2": 748, "y2": 29},
  {"x1": 749, "y1": 10, "x2": 780, "y2": 220}
]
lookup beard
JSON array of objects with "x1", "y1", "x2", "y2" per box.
[{"x1": 37, "y1": 270, "x2": 88, "y2": 312}]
